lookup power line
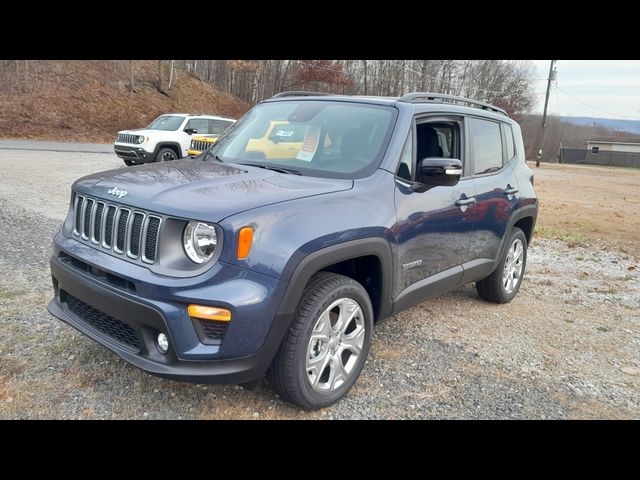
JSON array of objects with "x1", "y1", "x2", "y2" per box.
[{"x1": 555, "y1": 86, "x2": 639, "y2": 120}]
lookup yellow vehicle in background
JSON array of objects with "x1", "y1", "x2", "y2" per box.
[
  {"x1": 246, "y1": 121, "x2": 305, "y2": 159},
  {"x1": 187, "y1": 117, "x2": 237, "y2": 155},
  {"x1": 188, "y1": 135, "x2": 220, "y2": 156}
]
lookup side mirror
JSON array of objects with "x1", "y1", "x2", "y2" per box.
[
  {"x1": 415, "y1": 157, "x2": 463, "y2": 189},
  {"x1": 184, "y1": 128, "x2": 197, "y2": 135}
]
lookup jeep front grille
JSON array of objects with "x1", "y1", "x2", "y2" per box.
[
  {"x1": 117, "y1": 133, "x2": 138, "y2": 144},
  {"x1": 73, "y1": 194, "x2": 161, "y2": 264},
  {"x1": 190, "y1": 139, "x2": 216, "y2": 152}
]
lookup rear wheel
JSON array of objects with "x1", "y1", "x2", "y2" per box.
[
  {"x1": 476, "y1": 227, "x2": 528, "y2": 303},
  {"x1": 155, "y1": 147, "x2": 178, "y2": 162},
  {"x1": 268, "y1": 272, "x2": 373, "y2": 409}
]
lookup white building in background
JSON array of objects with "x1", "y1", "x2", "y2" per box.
[{"x1": 587, "y1": 139, "x2": 640, "y2": 154}]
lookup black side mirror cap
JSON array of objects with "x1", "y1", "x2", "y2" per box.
[
  {"x1": 184, "y1": 128, "x2": 197, "y2": 135},
  {"x1": 416, "y1": 157, "x2": 463, "y2": 188}
]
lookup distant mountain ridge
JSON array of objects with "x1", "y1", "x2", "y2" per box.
[{"x1": 561, "y1": 116, "x2": 640, "y2": 134}]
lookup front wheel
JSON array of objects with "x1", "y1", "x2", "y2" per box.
[
  {"x1": 268, "y1": 272, "x2": 373, "y2": 409},
  {"x1": 476, "y1": 226, "x2": 528, "y2": 303},
  {"x1": 155, "y1": 147, "x2": 178, "y2": 162}
]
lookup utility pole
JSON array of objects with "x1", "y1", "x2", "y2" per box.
[{"x1": 535, "y1": 60, "x2": 557, "y2": 167}]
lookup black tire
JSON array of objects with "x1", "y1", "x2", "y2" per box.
[
  {"x1": 268, "y1": 272, "x2": 374, "y2": 410},
  {"x1": 123, "y1": 159, "x2": 136, "y2": 166},
  {"x1": 155, "y1": 147, "x2": 178, "y2": 163},
  {"x1": 476, "y1": 226, "x2": 528, "y2": 303}
]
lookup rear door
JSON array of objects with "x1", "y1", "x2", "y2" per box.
[{"x1": 464, "y1": 117, "x2": 520, "y2": 275}]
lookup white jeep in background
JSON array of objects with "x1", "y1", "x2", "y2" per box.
[{"x1": 114, "y1": 113, "x2": 236, "y2": 166}]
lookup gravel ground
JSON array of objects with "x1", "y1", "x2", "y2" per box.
[{"x1": 0, "y1": 150, "x2": 639, "y2": 419}]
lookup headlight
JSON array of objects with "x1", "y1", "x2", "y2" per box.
[
  {"x1": 136, "y1": 135, "x2": 145, "y2": 144},
  {"x1": 183, "y1": 221, "x2": 218, "y2": 264}
]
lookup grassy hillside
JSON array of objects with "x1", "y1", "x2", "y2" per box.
[{"x1": 0, "y1": 61, "x2": 249, "y2": 143}]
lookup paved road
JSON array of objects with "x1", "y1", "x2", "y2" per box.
[{"x1": 0, "y1": 139, "x2": 112, "y2": 154}]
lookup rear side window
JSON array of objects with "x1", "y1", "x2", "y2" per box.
[{"x1": 468, "y1": 118, "x2": 503, "y2": 175}]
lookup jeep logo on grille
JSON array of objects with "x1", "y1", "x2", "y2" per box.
[{"x1": 107, "y1": 187, "x2": 128, "y2": 198}]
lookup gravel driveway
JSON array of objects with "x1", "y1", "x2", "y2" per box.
[{"x1": 0, "y1": 150, "x2": 638, "y2": 419}]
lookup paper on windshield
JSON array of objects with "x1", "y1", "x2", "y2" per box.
[{"x1": 296, "y1": 125, "x2": 321, "y2": 162}]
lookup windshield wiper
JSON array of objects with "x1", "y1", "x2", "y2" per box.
[
  {"x1": 201, "y1": 150, "x2": 224, "y2": 162},
  {"x1": 237, "y1": 163, "x2": 303, "y2": 175}
]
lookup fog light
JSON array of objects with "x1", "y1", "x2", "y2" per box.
[{"x1": 157, "y1": 332, "x2": 169, "y2": 354}]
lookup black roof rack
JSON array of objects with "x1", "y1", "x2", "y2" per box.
[
  {"x1": 271, "y1": 91, "x2": 335, "y2": 98},
  {"x1": 399, "y1": 92, "x2": 507, "y2": 116}
]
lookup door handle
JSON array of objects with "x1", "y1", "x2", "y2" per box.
[
  {"x1": 504, "y1": 186, "x2": 519, "y2": 195},
  {"x1": 455, "y1": 196, "x2": 476, "y2": 207}
]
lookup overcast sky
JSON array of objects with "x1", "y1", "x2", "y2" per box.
[{"x1": 530, "y1": 60, "x2": 640, "y2": 120}]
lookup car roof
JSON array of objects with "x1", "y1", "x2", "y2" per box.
[
  {"x1": 262, "y1": 95, "x2": 398, "y2": 107},
  {"x1": 160, "y1": 113, "x2": 236, "y2": 121},
  {"x1": 262, "y1": 94, "x2": 512, "y2": 123}
]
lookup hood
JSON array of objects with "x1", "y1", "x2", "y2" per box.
[
  {"x1": 118, "y1": 128, "x2": 162, "y2": 136},
  {"x1": 72, "y1": 158, "x2": 353, "y2": 222}
]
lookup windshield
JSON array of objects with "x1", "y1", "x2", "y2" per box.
[
  {"x1": 147, "y1": 115, "x2": 185, "y2": 131},
  {"x1": 210, "y1": 101, "x2": 397, "y2": 179}
]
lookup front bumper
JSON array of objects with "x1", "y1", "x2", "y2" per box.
[
  {"x1": 48, "y1": 234, "x2": 291, "y2": 384},
  {"x1": 114, "y1": 144, "x2": 154, "y2": 163}
]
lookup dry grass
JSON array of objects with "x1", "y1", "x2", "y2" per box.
[
  {"x1": 0, "y1": 61, "x2": 249, "y2": 143},
  {"x1": 533, "y1": 161, "x2": 640, "y2": 253}
]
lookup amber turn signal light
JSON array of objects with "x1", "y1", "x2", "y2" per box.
[
  {"x1": 187, "y1": 305, "x2": 232, "y2": 322},
  {"x1": 237, "y1": 227, "x2": 253, "y2": 259}
]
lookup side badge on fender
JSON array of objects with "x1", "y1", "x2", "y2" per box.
[{"x1": 402, "y1": 259, "x2": 423, "y2": 271}]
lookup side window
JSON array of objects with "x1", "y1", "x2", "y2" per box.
[
  {"x1": 503, "y1": 124, "x2": 515, "y2": 164},
  {"x1": 415, "y1": 121, "x2": 459, "y2": 163},
  {"x1": 186, "y1": 118, "x2": 209, "y2": 134},
  {"x1": 431, "y1": 125, "x2": 453, "y2": 158},
  {"x1": 210, "y1": 120, "x2": 234, "y2": 135},
  {"x1": 396, "y1": 130, "x2": 413, "y2": 181},
  {"x1": 468, "y1": 118, "x2": 503, "y2": 175}
]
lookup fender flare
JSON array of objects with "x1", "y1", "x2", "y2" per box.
[
  {"x1": 153, "y1": 142, "x2": 184, "y2": 160},
  {"x1": 493, "y1": 204, "x2": 538, "y2": 268},
  {"x1": 276, "y1": 237, "x2": 394, "y2": 322}
]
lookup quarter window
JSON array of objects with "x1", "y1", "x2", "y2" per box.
[
  {"x1": 504, "y1": 124, "x2": 515, "y2": 163},
  {"x1": 469, "y1": 118, "x2": 503, "y2": 175},
  {"x1": 396, "y1": 131, "x2": 413, "y2": 181}
]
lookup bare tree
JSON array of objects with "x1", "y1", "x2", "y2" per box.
[
  {"x1": 157, "y1": 60, "x2": 165, "y2": 94},
  {"x1": 128, "y1": 60, "x2": 134, "y2": 93},
  {"x1": 168, "y1": 60, "x2": 175, "y2": 89}
]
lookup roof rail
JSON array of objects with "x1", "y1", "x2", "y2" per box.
[
  {"x1": 271, "y1": 91, "x2": 335, "y2": 98},
  {"x1": 399, "y1": 92, "x2": 507, "y2": 116}
]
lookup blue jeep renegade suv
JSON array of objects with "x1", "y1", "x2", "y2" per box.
[{"x1": 48, "y1": 92, "x2": 538, "y2": 409}]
